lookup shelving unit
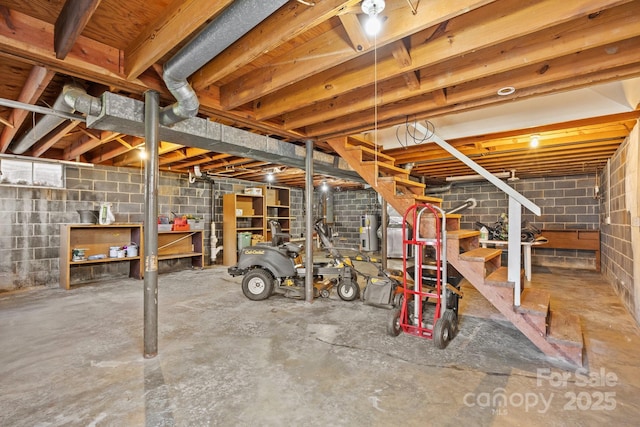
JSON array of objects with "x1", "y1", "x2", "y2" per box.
[
  {"x1": 222, "y1": 186, "x2": 291, "y2": 266},
  {"x1": 158, "y1": 230, "x2": 204, "y2": 268},
  {"x1": 223, "y1": 192, "x2": 265, "y2": 265},
  {"x1": 264, "y1": 185, "x2": 291, "y2": 243},
  {"x1": 59, "y1": 224, "x2": 143, "y2": 290}
]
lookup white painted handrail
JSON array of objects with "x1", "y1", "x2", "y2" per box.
[{"x1": 419, "y1": 128, "x2": 541, "y2": 307}]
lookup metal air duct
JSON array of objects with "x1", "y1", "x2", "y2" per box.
[{"x1": 160, "y1": 0, "x2": 288, "y2": 126}]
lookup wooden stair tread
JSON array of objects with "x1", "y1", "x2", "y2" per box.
[
  {"x1": 397, "y1": 194, "x2": 443, "y2": 204},
  {"x1": 379, "y1": 176, "x2": 425, "y2": 189},
  {"x1": 485, "y1": 267, "x2": 514, "y2": 288},
  {"x1": 459, "y1": 247, "x2": 502, "y2": 262},
  {"x1": 517, "y1": 288, "x2": 550, "y2": 316},
  {"x1": 346, "y1": 144, "x2": 395, "y2": 163},
  {"x1": 447, "y1": 229, "x2": 480, "y2": 240},
  {"x1": 361, "y1": 161, "x2": 410, "y2": 176},
  {"x1": 548, "y1": 311, "x2": 583, "y2": 347}
]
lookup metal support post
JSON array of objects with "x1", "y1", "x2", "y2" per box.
[
  {"x1": 143, "y1": 90, "x2": 159, "y2": 358},
  {"x1": 305, "y1": 140, "x2": 314, "y2": 303}
]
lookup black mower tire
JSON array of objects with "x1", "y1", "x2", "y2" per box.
[
  {"x1": 433, "y1": 316, "x2": 451, "y2": 349},
  {"x1": 241, "y1": 269, "x2": 274, "y2": 301},
  {"x1": 387, "y1": 308, "x2": 402, "y2": 336},
  {"x1": 337, "y1": 280, "x2": 360, "y2": 301},
  {"x1": 442, "y1": 309, "x2": 458, "y2": 336}
]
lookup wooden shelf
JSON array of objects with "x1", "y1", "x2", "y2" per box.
[
  {"x1": 70, "y1": 256, "x2": 141, "y2": 265},
  {"x1": 222, "y1": 185, "x2": 291, "y2": 266},
  {"x1": 158, "y1": 230, "x2": 204, "y2": 268},
  {"x1": 59, "y1": 224, "x2": 143, "y2": 290},
  {"x1": 60, "y1": 226, "x2": 204, "y2": 289}
]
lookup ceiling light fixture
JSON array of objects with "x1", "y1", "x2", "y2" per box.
[
  {"x1": 138, "y1": 146, "x2": 147, "y2": 160},
  {"x1": 266, "y1": 172, "x2": 274, "y2": 182},
  {"x1": 530, "y1": 134, "x2": 540, "y2": 148},
  {"x1": 321, "y1": 180, "x2": 329, "y2": 192},
  {"x1": 497, "y1": 86, "x2": 515, "y2": 96},
  {"x1": 361, "y1": 0, "x2": 385, "y2": 36}
]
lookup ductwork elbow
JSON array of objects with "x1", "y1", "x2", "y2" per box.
[
  {"x1": 158, "y1": 0, "x2": 289, "y2": 127},
  {"x1": 160, "y1": 74, "x2": 200, "y2": 127},
  {"x1": 63, "y1": 86, "x2": 102, "y2": 116}
]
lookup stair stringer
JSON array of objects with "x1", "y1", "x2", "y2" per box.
[
  {"x1": 326, "y1": 137, "x2": 438, "y2": 224},
  {"x1": 447, "y1": 236, "x2": 583, "y2": 366}
]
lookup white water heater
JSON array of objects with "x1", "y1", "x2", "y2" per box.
[{"x1": 360, "y1": 214, "x2": 379, "y2": 252}]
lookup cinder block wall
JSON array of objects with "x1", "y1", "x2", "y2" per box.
[
  {"x1": 0, "y1": 165, "x2": 211, "y2": 291},
  {"x1": 331, "y1": 188, "x2": 380, "y2": 248},
  {"x1": 600, "y1": 123, "x2": 638, "y2": 324},
  {"x1": 329, "y1": 175, "x2": 600, "y2": 268},
  {"x1": 440, "y1": 174, "x2": 600, "y2": 270}
]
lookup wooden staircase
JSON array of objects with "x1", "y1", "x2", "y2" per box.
[{"x1": 327, "y1": 136, "x2": 584, "y2": 366}]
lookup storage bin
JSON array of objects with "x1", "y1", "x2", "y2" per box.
[
  {"x1": 237, "y1": 232, "x2": 252, "y2": 250},
  {"x1": 187, "y1": 219, "x2": 204, "y2": 230}
]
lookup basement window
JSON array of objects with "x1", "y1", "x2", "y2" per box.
[{"x1": 0, "y1": 158, "x2": 64, "y2": 189}]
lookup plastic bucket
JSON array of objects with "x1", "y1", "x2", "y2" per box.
[
  {"x1": 77, "y1": 210, "x2": 99, "y2": 224},
  {"x1": 126, "y1": 243, "x2": 138, "y2": 257}
]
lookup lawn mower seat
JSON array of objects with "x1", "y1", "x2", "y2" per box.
[{"x1": 270, "y1": 220, "x2": 290, "y2": 246}]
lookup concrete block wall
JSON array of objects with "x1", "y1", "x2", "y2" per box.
[
  {"x1": 332, "y1": 188, "x2": 380, "y2": 248},
  {"x1": 439, "y1": 174, "x2": 600, "y2": 270},
  {"x1": 600, "y1": 123, "x2": 638, "y2": 324},
  {"x1": 0, "y1": 164, "x2": 214, "y2": 291}
]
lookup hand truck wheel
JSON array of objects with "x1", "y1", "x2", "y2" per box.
[{"x1": 433, "y1": 316, "x2": 452, "y2": 349}]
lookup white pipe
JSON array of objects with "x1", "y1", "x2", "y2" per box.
[{"x1": 210, "y1": 221, "x2": 223, "y2": 262}]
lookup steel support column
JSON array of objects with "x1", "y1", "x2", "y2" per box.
[
  {"x1": 305, "y1": 140, "x2": 314, "y2": 303},
  {"x1": 143, "y1": 90, "x2": 160, "y2": 358}
]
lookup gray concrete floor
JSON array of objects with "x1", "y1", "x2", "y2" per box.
[{"x1": 1, "y1": 265, "x2": 639, "y2": 426}]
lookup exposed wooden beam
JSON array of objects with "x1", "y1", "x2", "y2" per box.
[
  {"x1": 255, "y1": 0, "x2": 630, "y2": 120},
  {"x1": 125, "y1": 0, "x2": 232, "y2": 80},
  {"x1": 87, "y1": 136, "x2": 144, "y2": 164},
  {"x1": 0, "y1": 65, "x2": 56, "y2": 153},
  {"x1": 283, "y1": 2, "x2": 640, "y2": 129},
  {"x1": 191, "y1": 0, "x2": 360, "y2": 91},
  {"x1": 306, "y1": 49, "x2": 640, "y2": 139},
  {"x1": 236, "y1": 0, "x2": 494, "y2": 113},
  {"x1": 30, "y1": 120, "x2": 81, "y2": 158},
  {"x1": 63, "y1": 130, "x2": 119, "y2": 160},
  {"x1": 54, "y1": 0, "x2": 102, "y2": 60},
  {"x1": 338, "y1": 12, "x2": 370, "y2": 52}
]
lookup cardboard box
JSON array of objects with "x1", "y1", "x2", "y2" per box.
[
  {"x1": 244, "y1": 187, "x2": 262, "y2": 196},
  {"x1": 266, "y1": 189, "x2": 279, "y2": 206}
]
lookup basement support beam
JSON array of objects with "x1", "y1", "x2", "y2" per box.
[
  {"x1": 143, "y1": 90, "x2": 160, "y2": 359},
  {"x1": 85, "y1": 91, "x2": 362, "y2": 183},
  {"x1": 305, "y1": 139, "x2": 314, "y2": 303}
]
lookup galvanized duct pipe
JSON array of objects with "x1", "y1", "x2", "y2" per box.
[
  {"x1": 160, "y1": 0, "x2": 288, "y2": 126},
  {"x1": 10, "y1": 83, "x2": 90, "y2": 154}
]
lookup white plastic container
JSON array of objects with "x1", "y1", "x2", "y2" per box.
[
  {"x1": 109, "y1": 246, "x2": 120, "y2": 258},
  {"x1": 126, "y1": 243, "x2": 138, "y2": 257},
  {"x1": 480, "y1": 226, "x2": 489, "y2": 240}
]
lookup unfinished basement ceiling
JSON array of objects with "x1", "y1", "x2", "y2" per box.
[{"x1": 0, "y1": 0, "x2": 639, "y2": 189}]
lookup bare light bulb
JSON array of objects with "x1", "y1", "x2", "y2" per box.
[
  {"x1": 364, "y1": 14, "x2": 381, "y2": 35},
  {"x1": 530, "y1": 134, "x2": 540, "y2": 148}
]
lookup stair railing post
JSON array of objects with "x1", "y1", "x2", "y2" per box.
[{"x1": 508, "y1": 196, "x2": 522, "y2": 306}]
